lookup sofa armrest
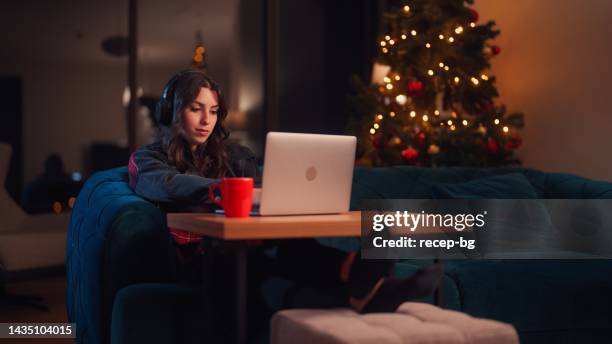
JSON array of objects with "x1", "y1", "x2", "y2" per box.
[
  {"x1": 99, "y1": 202, "x2": 176, "y2": 344},
  {"x1": 68, "y1": 200, "x2": 177, "y2": 344},
  {"x1": 66, "y1": 166, "x2": 178, "y2": 344},
  {"x1": 104, "y1": 202, "x2": 176, "y2": 294}
]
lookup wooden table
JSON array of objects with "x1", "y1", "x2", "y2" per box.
[
  {"x1": 167, "y1": 211, "x2": 362, "y2": 344},
  {"x1": 168, "y1": 211, "x2": 361, "y2": 240},
  {"x1": 167, "y1": 211, "x2": 443, "y2": 343}
]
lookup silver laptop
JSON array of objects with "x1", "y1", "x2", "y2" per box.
[
  {"x1": 256, "y1": 132, "x2": 356, "y2": 216},
  {"x1": 215, "y1": 132, "x2": 356, "y2": 216}
]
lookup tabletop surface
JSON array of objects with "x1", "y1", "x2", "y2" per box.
[{"x1": 167, "y1": 211, "x2": 362, "y2": 240}]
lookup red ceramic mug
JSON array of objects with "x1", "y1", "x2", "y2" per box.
[{"x1": 208, "y1": 178, "x2": 254, "y2": 217}]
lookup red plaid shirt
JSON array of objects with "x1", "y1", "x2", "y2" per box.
[{"x1": 168, "y1": 227, "x2": 204, "y2": 245}]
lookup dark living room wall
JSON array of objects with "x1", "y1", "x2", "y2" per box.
[{"x1": 276, "y1": 0, "x2": 382, "y2": 135}]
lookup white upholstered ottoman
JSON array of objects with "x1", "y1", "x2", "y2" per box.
[{"x1": 271, "y1": 302, "x2": 519, "y2": 344}]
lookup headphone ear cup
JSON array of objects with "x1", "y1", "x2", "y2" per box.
[
  {"x1": 156, "y1": 70, "x2": 205, "y2": 127},
  {"x1": 155, "y1": 98, "x2": 172, "y2": 127}
]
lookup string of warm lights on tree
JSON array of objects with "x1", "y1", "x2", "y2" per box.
[{"x1": 348, "y1": 0, "x2": 524, "y2": 167}]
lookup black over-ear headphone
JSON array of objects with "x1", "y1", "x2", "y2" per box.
[{"x1": 155, "y1": 69, "x2": 207, "y2": 127}]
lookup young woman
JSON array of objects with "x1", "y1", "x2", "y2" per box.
[{"x1": 128, "y1": 69, "x2": 443, "y2": 313}]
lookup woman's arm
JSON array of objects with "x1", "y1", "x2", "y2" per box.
[{"x1": 129, "y1": 145, "x2": 219, "y2": 206}]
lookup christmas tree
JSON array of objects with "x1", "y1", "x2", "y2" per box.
[{"x1": 348, "y1": 0, "x2": 524, "y2": 167}]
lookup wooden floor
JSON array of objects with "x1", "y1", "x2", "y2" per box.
[{"x1": 0, "y1": 276, "x2": 72, "y2": 344}]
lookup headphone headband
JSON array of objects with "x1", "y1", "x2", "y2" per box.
[{"x1": 155, "y1": 69, "x2": 208, "y2": 127}]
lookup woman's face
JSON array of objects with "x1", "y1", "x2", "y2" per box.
[{"x1": 181, "y1": 87, "x2": 219, "y2": 150}]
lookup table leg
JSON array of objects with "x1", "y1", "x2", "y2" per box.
[
  {"x1": 201, "y1": 240, "x2": 248, "y2": 344},
  {"x1": 201, "y1": 239, "x2": 215, "y2": 342},
  {"x1": 235, "y1": 243, "x2": 247, "y2": 344},
  {"x1": 433, "y1": 258, "x2": 444, "y2": 307}
]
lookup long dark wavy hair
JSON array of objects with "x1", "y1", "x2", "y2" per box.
[{"x1": 157, "y1": 70, "x2": 230, "y2": 178}]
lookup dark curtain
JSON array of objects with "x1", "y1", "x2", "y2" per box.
[{"x1": 324, "y1": 0, "x2": 384, "y2": 134}]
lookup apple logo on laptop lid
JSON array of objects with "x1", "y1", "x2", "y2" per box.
[{"x1": 305, "y1": 166, "x2": 317, "y2": 181}]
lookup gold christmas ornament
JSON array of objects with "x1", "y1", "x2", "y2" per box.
[{"x1": 428, "y1": 144, "x2": 440, "y2": 155}]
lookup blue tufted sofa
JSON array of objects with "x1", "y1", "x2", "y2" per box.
[{"x1": 66, "y1": 166, "x2": 612, "y2": 344}]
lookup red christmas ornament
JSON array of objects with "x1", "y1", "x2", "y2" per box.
[
  {"x1": 486, "y1": 138, "x2": 499, "y2": 154},
  {"x1": 491, "y1": 45, "x2": 501, "y2": 55},
  {"x1": 504, "y1": 136, "x2": 522, "y2": 151},
  {"x1": 480, "y1": 102, "x2": 495, "y2": 112},
  {"x1": 469, "y1": 8, "x2": 479, "y2": 22},
  {"x1": 417, "y1": 132, "x2": 426, "y2": 144},
  {"x1": 407, "y1": 80, "x2": 424, "y2": 96},
  {"x1": 401, "y1": 147, "x2": 419, "y2": 161}
]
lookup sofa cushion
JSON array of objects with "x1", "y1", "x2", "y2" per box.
[
  {"x1": 431, "y1": 173, "x2": 538, "y2": 199},
  {"x1": 350, "y1": 167, "x2": 549, "y2": 208},
  {"x1": 543, "y1": 172, "x2": 612, "y2": 199},
  {"x1": 350, "y1": 166, "x2": 612, "y2": 206},
  {"x1": 443, "y1": 259, "x2": 612, "y2": 343}
]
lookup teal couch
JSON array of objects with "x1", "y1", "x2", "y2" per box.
[{"x1": 66, "y1": 166, "x2": 612, "y2": 343}]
